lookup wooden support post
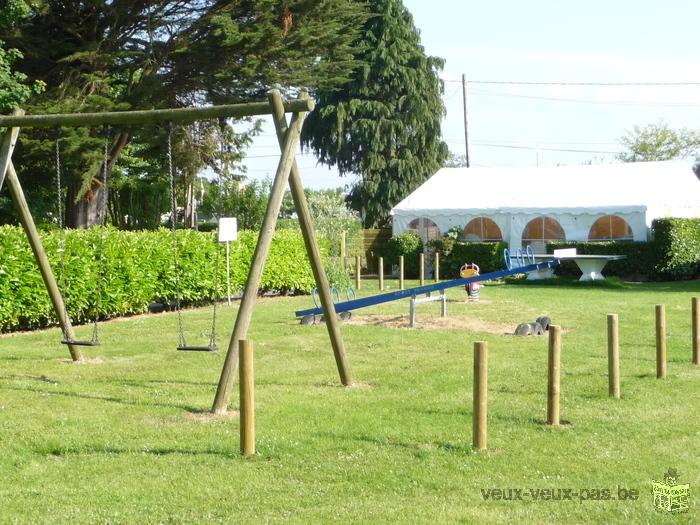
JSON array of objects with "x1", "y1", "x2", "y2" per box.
[
  {"x1": 692, "y1": 297, "x2": 699, "y2": 365},
  {"x1": 547, "y1": 325, "x2": 561, "y2": 425},
  {"x1": 607, "y1": 314, "x2": 620, "y2": 398},
  {"x1": 266, "y1": 90, "x2": 352, "y2": 387},
  {"x1": 355, "y1": 255, "x2": 361, "y2": 291},
  {"x1": 419, "y1": 253, "x2": 425, "y2": 286},
  {"x1": 1, "y1": 115, "x2": 83, "y2": 362},
  {"x1": 340, "y1": 231, "x2": 346, "y2": 270},
  {"x1": 472, "y1": 341, "x2": 488, "y2": 450},
  {"x1": 378, "y1": 256, "x2": 384, "y2": 291},
  {"x1": 399, "y1": 256, "x2": 404, "y2": 291},
  {"x1": 434, "y1": 252, "x2": 440, "y2": 283},
  {"x1": 239, "y1": 339, "x2": 255, "y2": 456},
  {"x1": 656, "y1": 305, "x2": 666, "y2": 379},
  {"x1": 212, "y1": 95, "x2": 308, "y2": 414}
]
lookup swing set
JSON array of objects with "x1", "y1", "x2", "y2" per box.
[{"x1": 0, "y1": 90, "x2": 353, "y2": 414}]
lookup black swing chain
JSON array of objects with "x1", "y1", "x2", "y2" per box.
[
  {"x1": 54, "y1": 128, "x2": 71, "y2": 343},
  {"x1": 166, "y1": 122, "x2": 187, "y2": 348},
  {"x1": 91, "y1": 125, "x2": 111, "y2": 343}
]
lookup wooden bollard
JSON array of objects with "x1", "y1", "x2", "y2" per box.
[
  {"x1": 434, "y1": 251, "x2": 440, "y2": 283},
  {"x1": 607, "y1": 314, "x2": 620, "y2": 398},
  {"x1": 693, "y1": 297, "x2": 699, "y2": 365},
  {"x1": 547, "y1": 325, "x2": 561, "y2": 425},
  {"x1": 472, "y1": 341, "x2": 488, "y2": 450},
  {"x1": 656, "y1": 305, "x2": 666, "y2": 379},
  {"x1": 419, "y1": 253, "x2": 425, "y2": 286},
  {"x1": 239, "y1": 339, "x2": 255, "y2": 456},
  {"x1": 355, "y1": 255, "x2": 361, "y2": 291},
  {"x1": 378, "y1": 256, "x2": 384, "y2": 291},
  {"x1": 340, "y1": 231, "x2": 346, "y2": 270},
  {"x1": 399, "y1": 256, "x2": 404, "y2": 290}
]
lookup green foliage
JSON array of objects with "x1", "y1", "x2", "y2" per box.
[
  {"x1": 301, "y1": 0, "x2": 448, "y2": 227},
  {"x1": 616, "y1": 120, "x2": 700, "y2": 174},
  {"x1": 546, "y1": 241, "x2": 658, "y2": 280},
  {"x1": 379, "y1": 233, "x2": 423, "y2": 278},
  {"x1": 442, "y1": 241, "x2": 508, "y2": 278},
  {"x1": 443, "y1": 225, "x2": 462, "y2": 240},
  {"x1": 323, "y1": 259, "x2": 352, "y2": 290},
  {"x1": 0, "y1": 225, "x2": 324, "y2": 332},
  {"x1": 650, "y1": 217, "x2": 700, "y2": 280}
]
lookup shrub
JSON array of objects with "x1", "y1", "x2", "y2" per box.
[
  {"x1": 443, "y1": 241, "x2": 508, "y2": 278},
  {"x1": 380, "y1": 234, "x2": 423, "y2": 278},
  {"x1": 651, "y1": 218, "x2": 700, "y2": 280}
]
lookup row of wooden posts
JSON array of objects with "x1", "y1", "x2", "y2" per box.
[
  {"x1": 472, "y1": 298, "x2": 700, "y2": 450},
  {"x1": 352, "y1": 253, "x2": 437, "y2": 291}
]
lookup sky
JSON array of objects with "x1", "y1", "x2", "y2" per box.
[{"x1": 241, "y1": 0, "x2": 700, "y2": 190}]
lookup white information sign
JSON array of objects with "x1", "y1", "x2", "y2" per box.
[{"x1": 218, "y1": 217, "x2": 238, "y2": 243}]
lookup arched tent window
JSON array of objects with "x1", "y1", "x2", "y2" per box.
[
  {"x1": 588, "y1": 215, "x2": 633, "y2": 241},
  {"x1": 463, "y1": 217, "x2": 503, "y2": 242},
  {"x1": 521, "y1": 216, "x2": 565, "y2": 248},
  {"x1": 405, "y1": 218, "x2": 441, "y2": 244}
]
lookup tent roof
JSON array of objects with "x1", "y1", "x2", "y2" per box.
[{"x1": 390, "y1": 161, "x2": 700, "y2": 216}]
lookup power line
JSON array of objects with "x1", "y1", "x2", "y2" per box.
[
  {"x1": 469, "y1": 88, "x2": 700, "y2": 107},
  {"x1": 445, "y1": 80, "x2": 700, "y2": 86}
]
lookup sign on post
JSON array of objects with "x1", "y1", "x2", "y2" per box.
[{"x1": 218, "y1": 218, "x2": 238, "y2": 305}]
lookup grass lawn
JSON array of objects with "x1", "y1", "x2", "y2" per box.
[{"x1": 1, "y1": 277, "x2": 699, "y2": 524}]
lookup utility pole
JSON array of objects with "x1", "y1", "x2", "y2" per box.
[{"x1": 462, "y1": 74, "x2": 471, "y2": 167}]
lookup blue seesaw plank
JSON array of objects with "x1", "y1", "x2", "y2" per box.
[{"x1": 295, "y1": 259, "x2": 560, "y2": 317}]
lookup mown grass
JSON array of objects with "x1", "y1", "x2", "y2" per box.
[{"x1": 1, "y1": 277, "x2": 699, "y2": 524}]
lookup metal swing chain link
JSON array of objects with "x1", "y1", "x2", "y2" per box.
[
  {"x1": 208, "y1": 118, "x2": 228, "y2": 348},
  {"x1": 167, "y1": 122, "x2": 187, "y2": 348},
  {"x1": 55, "y1": 129, "x2": 71, "y2": 342},
  {"x1": 92, "y1": 126, "x2": 111, "y2": 343}
]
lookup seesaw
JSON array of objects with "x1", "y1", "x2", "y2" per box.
[{"x1": 295, "y1": 248, "x2": 560, "y2": 323}]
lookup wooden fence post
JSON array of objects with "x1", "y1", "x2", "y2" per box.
[
  {"x1": 434, "y1": 252, "x2": 440, "y2": 283},
  {"x1": 399, "y1": 256, "x2": 404, "y2": 290},
  {"x1": 340, "y1": 231, "x2": 346, "y2": 270},
  {"x1": 608, "y1": 314, "x2": 620, "y2": 398},
  {"x1": 419, "y1": 253, "x2": 425, "y2": 286},
  {"x1": 473, "y1": 341, "x2": 488, "y2": 450},
  {"x1": 656, "y1": 305, "x2": 666, "y2": 379},
  {"x1": 692, "y1": 297, "x2": 699, "y2": 365},
  {"x1": 239, "y1": 339, "x2": 255, "y2": 456},
  {"x1": 547, "y1": 325, "x2": 561, "y2": 425},
  {"x1": 355, "y1": 255, "x2": 361, "y2": 291},
  {"x1": 379, "y1": 256, "x2": 384, "y2": 291}
]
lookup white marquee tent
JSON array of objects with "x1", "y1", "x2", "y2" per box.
[{"x1": 390, "y1": 161, "x2": 700, "y2": 250}]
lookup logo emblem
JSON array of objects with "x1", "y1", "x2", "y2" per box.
[{"x1": 652, "y1": 468, "x2": 690, "y2": 513}]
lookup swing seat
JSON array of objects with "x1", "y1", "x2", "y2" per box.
[
  {"x1": 61, "y1": 340, "x2": 101, "y2": 347},
  {"x1": 177, "y1": 345, "x2": 218, "y2": 352}
]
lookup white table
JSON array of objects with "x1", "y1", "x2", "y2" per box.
[{"x1": 526, "y1": 254, "x2": 627, "y2": 281}]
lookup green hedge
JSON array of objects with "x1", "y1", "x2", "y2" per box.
[
  {"x1": 545, "y1": 241, "x2": 658, "y2": 280},
  {"x1": 439, "y1": 241, "x2": 509, "y2": 279},
  {"x1": 651, "y1": 218, "x2": 700, "y2": 280},
  {"x1": 379, "y1": 234, "x2": 423, "y2": 278},
  {"x1": 0, "y1": 226, "x2": 327, "y2": 332}
]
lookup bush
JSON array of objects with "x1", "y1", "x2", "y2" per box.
[
  {"x1": 443, "y1": 241, "x2": 508, "y2": 278},
  {"x1": 651, "y1": 218, "x2": 700, "y2": 280},
  {"x1": 0, "y1": 225, "x2": 326, "y2": 332},
  {"x1": 380, "y1": 234, "x2": 423, "y2": 278}
]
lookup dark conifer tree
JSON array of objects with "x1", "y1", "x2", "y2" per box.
[{"x1": 301, "y1": 0, "x2": 448, "y2": 228}]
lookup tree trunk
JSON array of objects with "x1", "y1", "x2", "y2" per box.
[
  {"x1": 183, "y1": 167, "x2": 197, "y2": 229},
  {"x1": 64, "y1": 132, "x2": 130, "y2": 229}
]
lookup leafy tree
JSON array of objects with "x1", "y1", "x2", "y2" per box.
[
  {"x1": 0, "y1": 0, "x2": 45, "y2": 112},
  {"x1": 444, "y1": 152, "x2": 467, "y2": 168},
  {"x1": 616, "y1": 120, "x2": 700, "y2": 175},
  {"x1": 3, "y1": 0, "x2": 368, "y2": 228},
  {"x1": 300, "y1": 0, "x2": 448, "y2": 228}
]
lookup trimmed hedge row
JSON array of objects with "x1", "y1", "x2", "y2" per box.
[
  {"x1": 0, "y1": 226, "x2": 329, "y2": 332},
  {"x1": 651, "y1": 217, "x2": 700, "y2": 280}
]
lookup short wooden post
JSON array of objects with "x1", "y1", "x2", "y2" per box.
[
  {"x1": 692, "y1": 297, "x2": 699, "y2": 365},
  {"x1": 434, "y1": 252, "x2": 440, "y2": 283},
  {"x1": 419, "y1": 253, "x2": 425, "y2": 286},
  {"x1": 607, "y1": 314, "x2": 620, "y2": 398},
  {"x1": 378, "y1": 256, "x2": 384, "y2": 291},
  {"x1": 355, "y1": 255, "x2": 361, "y2": 291},
  {"x1": 547, "y1": 325, "x2": 561, "y2": 425},
  {"x1": 340, "y1": 231, "x2": 346, "y2": 270},
  {"x1": 472, "y1": 341, "x2": 488, "y2": 450},
  {"x1": 239, "y1": 339, "x2": 255, "y2": 456},
  {"x1": 399, "y1": 256, "x2": 404, "y2": 290},
  {"x1": 656, "y1": 305, "x2": 666, "y2": 379}
]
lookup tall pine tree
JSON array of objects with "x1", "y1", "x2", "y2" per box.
[{"x1": 300, "y1": 0, "x2": 448, "y2": 228}]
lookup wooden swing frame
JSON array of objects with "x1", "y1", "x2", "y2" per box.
[{"x1": 0, "y1": 90, "x2": 353, "y2": 414}]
